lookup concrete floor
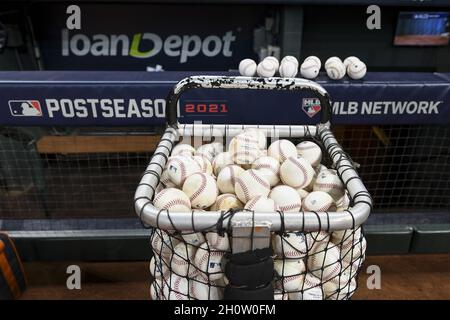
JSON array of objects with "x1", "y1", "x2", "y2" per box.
[{"x1": 20, "y1": 254, "x2": 450, "y2": 300}]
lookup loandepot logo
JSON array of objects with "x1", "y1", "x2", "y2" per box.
[{"x1": 61, "y1": 29, "x2": 236, "y2": 63}]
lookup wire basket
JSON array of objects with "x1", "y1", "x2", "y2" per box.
[{"x1": 134, "y1": 76, "x2": 372, "y2": 300}]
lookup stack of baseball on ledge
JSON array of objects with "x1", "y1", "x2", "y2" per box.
[{"x1": 150, "y1": 128, "x2": 366, "y2": 300}]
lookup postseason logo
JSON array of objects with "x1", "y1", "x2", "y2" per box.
[
  {"x1": 9, "y1": 100, "x2": 42, "y2": 117},
  {"x1": 302, "y1": 98, "x2": 321, "y2": 118}
]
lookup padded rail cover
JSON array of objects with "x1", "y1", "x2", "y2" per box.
[
  {"x1": 0, "y1": 71, "x2": 449, "y2": 126},
  {"x1": 0, "y1": 232, "x2": 26, "y2": 299}
]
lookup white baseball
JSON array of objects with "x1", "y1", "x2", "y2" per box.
[
  {"x1": 307, "y1": 231, "x2": 330, "y2": 251},
  {"x1": 171, "y1": 143, "x2": 195, "y2": 157},
  {"x1": 343, "y1": 56, "x2": 360, "y2": 69},
  {"x1": 235, "y1": 169, "x2": 270, "y2": 203},
  {"x1": 194, "y1": 242, "x2": 225, "y2": 281},
  {"x1": 313, "y1": 169, "x2": 345, "y2": 201},
  {"x1": 280, "y1": 156, "x2": 315, "y2": 189},
  {"x1": 212, "y1": 152, "x2": 234, "y2": 176},
  {"x1": 300, "y1": 59, "x2": 320, "y2": 79},
  {"x1": 151, "y1": 230, "x2": 179, "y2": 261},
  {"x1": 166, "y1": 155, "x2": 202, "y2": 186},
  {"x1": 305, "y1": 55, "x2": 321, "y2": 68},
  {"x1": 243, "y1": 128, "x2": 267, "y2": 149},
  {"x1": 192, "y1": 155, "x2": 213, "y2": 175},
  {"x1": 347, "y1": 60, "x2": 367, "y2": 80},
  {"x1": 257, "y1": 59, "x2": 277, "y2": 77},
  {"x1": 149, "y1": 255, "x2": 169, "y2": 279},
  {"x1": 322, "y1": 273, "x2": 357, "y2": 300},
  {"x1": 251, "y1": 156, "x2": 280, "y2": 186},
  {"x1": 206, "y1": 232, "x2": 230, "y2": 251},
  {"x1": 302, "y1": 191, "x2": 335, "y2": 212},
  {"x1": 315, "y1": 164, "x2": 328, "y2": 174},
  {"x1": 288, "y1": 273, "x2": 323, "y2": 300},
  {"x1": 154, "y1": 182, "x2": 164, "y2": 195},
  {"x1": 171, "y1": 242, "x2": 197, "y2": 277},
  {"x1": 296, "y1": 188, "x2": 309, "y2": 200},
  {"x1": 217, "y1": 165, "x2": 244, "y2": 194},
  {"x1": 274, "y1": 289, "x2": 289, "y2": 300},
  {"x1": 162, "y1": 274, "x2": 190, "y2": 300},
  {"x1": 273, "y1": 232, "x2": 308, "y2": 259},
  {"x1": 281, "y1": 55, "x2": 299, "y2": 67},
  {"x1": 269, "y1": 185, "x2": 302, "y2": 212},
  {"x1": 210, "y1": 142, "x2": 224, "y2": 154},
  {"x1": 154, "y1": 188, "x2": 191, "y2": 212},
  {"x1": 274, "y1": 259, "x2": 306, "y2": 292},
  {"x1": 279, "y1": 60, "x2": 298, "y2": 78},
  {"x1": 182, "y1": 172, "x2": 218, "y2": 209},
  {"x1": 324, "y1": 56, "x2": 342, "y2": 69},
  {"x1": 325, "y1": 60, "x2": 345, "y2": 80},
  {"x1": 332, "y1": 226, "x2": 362, "y2": 245},
  {"x1": 228, "y1": 133, "x2": 261, "y2": 165},
  {"x1": 210, "y1": 193, "x2": 243, "y2": 211},
  {"x1": 150, "y1": 278, "x2": 165, "y2": 300},
  {"x1": 264, "y1": 56, "x2": 280, "y2": 69},
  {"x1": 190, "y1": 275, "x2": 223, "y2": 300},
  {"x1": 244, "y1": 195, "x2": 278, "y2": 212},
  {"x1": 268, "y1": 140, "x2": 297, "y2": 163},
  {"x1": 307, "y1": 244, "x2": 342, "y2": 281},
  {"x1": 181, "y1": 232, "x2": 206, "y2": 246},
  {"x1": 340, "y1": 236, "x2": 367, "y2": 265},
  {"x1": 296, "y1": 141, "x2": 322, "y2": 167},
  {"x1": 336, "y1": 191, "x2": 351, "y2": 211},
  {"x1": 238, "y1": 58, "x2": 257, "y2": 77},
  {"x1": 195, "y1": 144, "x2": 217, "y2": 162},
  {"x1": 160, "y1": 168, "x2": 176, "y2": 188}
]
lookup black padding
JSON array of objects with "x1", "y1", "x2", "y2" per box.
[{"x1": 224, "y1": 282, "x2": 274, "y2": 300}]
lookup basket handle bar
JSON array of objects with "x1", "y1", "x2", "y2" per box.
[{"x1": 165, "y1": 76, "x2": 332, "y2": 127}]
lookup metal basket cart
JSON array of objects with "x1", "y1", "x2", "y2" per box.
[{"x1": 134, "y1": 76, "x2": 372, "y2": 300}]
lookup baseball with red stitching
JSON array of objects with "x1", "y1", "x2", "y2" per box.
[
  {"x1": 171, "y1": 143, "x2": 195, "y2": 157},
  {"x1": 167, "y1": 155, "x2": 202, "y2": 186},
  {"x1": 206, "y1": 232, "x2": 230, "y2": 251},
  {"x1": 189, "y1": 274, "x2": 223, "y2": 300},
  {"x1": 228, "y1": 133, "x2": 261, "y2": 165},
  {"x1": 150, "y1": 278, "x2": 165, "y2": 300},
  {"x1": 210, "y1": 193, "x2": 243, "y2": 211},
  {"x1": 274, "y1": 289, "x2": 289, "y2": 300},
  {"x1": 217, "y1": 165, "x2": 245, "y2": 194},
  {"x1": 244, "y1": 195, "x2": 278, "y2": 212},
  {"x1": 340, "y1": 236, "x2": 367, "y2": 265},
  {"x1": 170, "y1": 242, "x2": 197, "y2": 277},
  {"x1": 212, "y1": 151, "x2": 234, "y2": 176},
  {"x1": 296, "y1": 141, "x2": 322, "y2": 167},
  {"x1": 162, "y1": 273, "x2": 190, "y2": 300},
  {"x1": 288, "y1": 272, "x2": 323, "y2": 300},
  {"x1": 268, "y1": 139, "x2": 297, "y2": 163},
  {"x1": 269, "y1": 185, "x2": 302, "y2": 212},
  {"x1": 149, "y1": 255, "x2": 169, "y2": 279},
  {"x1": 181, "y1": 232, "x2": 206, "y2": 246},
  {"x1": 192, "y1": 155, "x2": 213, "y2": 175},
  {"x1": 280, "y1": 156, "x2": 315, "y2": 189},
  {"x1": 251, "y1": 156, "x2": 280, "y2": 186},
  {"x1": 313, "y1": 169, "x2": 345, "y2": 201},
  {"x1": 195, "y1": 143, "x2": 217, "y2": 162},
  {"x1": 273, "y1": 232, "x2": 308, "y2": 259},
  {"x1": 235, "y1": 169, "x2": 271, "y2": 203},
  {"x1": 322, "y1": 270, "x2": 357, "y2": 300},
  {"x1": 307, "y1": 243, "x2": 342, "y2": 282},
  {"x1": 332, "y1": 226, "x2": 362, "y2": 245},
  {"x1": 302, "y1": 191, "x2": 336, "y2": 212},
  {"x1": 193, "y1": 242, "x2": 225, "y2": 281},
  {"x1": 243, "y1": 127, "x2": 267, "y2": 149},
  {"x1": 151, "y1": 230, "x2": 180, "y2": 262},
  {"x1": 160, "y1": 168, "x2": 177, "y2": 188},
  {"x1": 182, "y1": 172, "x2": 218, "y2": 209},
  {"x1": 296, "y1": 188, "x2": 309, "y2": 200},
  {"x1": 154, "y1": 188, "x2": 192, "y2": 212},
  {"x1": 274, "y1": 259, "x2": 306, "y2": 292}
]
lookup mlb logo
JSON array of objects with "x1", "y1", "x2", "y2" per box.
[
  {"x1": 302, "y1": 98, "x2": 321, "y2": 118},
  {"x1": 9, "y1": 100, "x2": 42, "y2": 117}
]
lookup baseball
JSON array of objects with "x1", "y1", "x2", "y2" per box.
[
  {"x1": 228, "y1": 134, "x2": 261, "y2": 165},
  {"x1": 332, "y1": 226, "x2": 362, "y2": 245},
  {"x1": 206, "y1": 232, "x2": 230, "y2": 251},
  {"x1": 322, "y1": 273, "x2": 357, "y2": 300},
  {"x1": 154, "y1": 188, "x2": 191, "y2": 212},
  {"x1": 269, "y1": 185, "x2": 302, "y2": 212},
  {"x1": 162, "y1": 274, "x2": 190, "y2": 300},
  {"x1": 190, "y1": 275, "x2": 223, "y2": 300},
  {"x1": 195, "y1": 144, "x2": 217, "y2": 162},
  {"x1": 171, "y1": 143, "x2": 195, "y2": 157},
  {"x1": 343, "y1": 56, "x2": 360, "y2": 69},
  {"x1": 244, "y1": 195, "x2": 278, "y2": 212},
  {"x1": 302, "y1": 191, "x2": 336, "y2": 212},
  {"x1": 243, "y1": 128, "x2": 267, "y2": 149},
  {"x1": 296, "y1": 141, "x2": 322, "y2": 167},
  {"x1": 210, "y1": 142, "x2": 224, "y2": 154},
  {"x1": 300, "y1": 59, "x2": 320, "y2": 79},
  {"x1": 149, "y1": 255, "x2": 169, "y2": 279},
  {"x1": 307, "y1": 244, "x2": 342, "y2": 281},
  {"x1": 182, "y1": 172, "x2": 218, "y2": 209},
  {"x1": 281, "y1": 55, "x2": 299, "y2": 67},
  {"x1": 194, "y1": 242, "x2": 225, "y2": 281},
  {"x1": 212, "y1": 152, "x2": 234, "y2": 176},
  {"x1": 347, "y1": 60, "x2": 367, "y2": 80},
  {"x1": 264, "y1": 56, "x2": 280, "y2": 69},
  {"x1": 273, "y1": 232, "x2": 308, "y2": 259},
  {"x1": 296, "y1": 188, "x2": 309, "y2": 200},
  {"x1": 307, "y1": 231, "x2": 330, "y2": 250},
  {"x1": 150, "y1": 278, "x2": 165, "y2": 300},
  {"x1": 217, "y1": 165, "x2": 245, "y2": 194},
  {"x1": 235, "y1": 169, "x2": 270, "y2": 203},
  {"x1": 160, "y1": 168, "x2": 177, "y2": 188},
  {"x1": 268, "y1": 140, "x2": 298, "y2": 163},
  {"x1": 324, "y1": 56, "x2": 342, "y2": 69},
  {"x1": 279, "y1": 60, "x2": 298, "y2": 78},
  {"x1": 336, "y1": 191, "x2": 351, "y2": 211},
  {"x1": 251, "y1": 156, "x2": 280, "y2": 186},
  {"x1": 210, "y1": 193, "x2": 243, "y2": 211},
  {"x1": 325, "y1": 59, "x2": 345, "y2": 80},
  {"x1": 166, "y1": 155, "x2": 202, "y2": 186},
  {"x1": 171, "y1": 242, "x2": 197, "y2": 277},
  {"x1": 181, "y1": 232, "x2": 206, "y2": 246},
  {"x1": 274, "y1": 259, "x2": 306, "y2": 292},
  {"x1": 257, "y1": 59, "x2": 277, "y2": 77},
  {"x1": 192, "y1": 155, "x2": 213, "y2": 175},
  {"x1": 304, "y1": 55, "x2": 321, "y2": 68},
  {"x1": 151, "y1": 230, "x2": 179, "y2": 261},
  {"x1": 274, "y1": 289, "x2": 289, "y2": 300},
  {"x1": 313, "y1": 169, "x2": 345, "y2": 201},
  {"x1": 288, "y1": 273, "x2": 323, "y2": 300},
  {"x1": 238, "y1": 58, "x2": 257, "y2": 77},
  {"x1": 340, "y1": 236, "x2": 367, "y2": 265},
  {"x1": 280, "y1": 156, "x2": 315, "y2": 189},
  {"x1": 315, "y1": 164, "x2": 328, "y2": 174}
]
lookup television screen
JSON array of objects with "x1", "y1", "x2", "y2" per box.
[{"x1": 394, "y1": 12, "x2": 449, "y2": 46}]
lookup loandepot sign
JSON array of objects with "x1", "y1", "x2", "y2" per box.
[{"x1": 61, "y1": 29, "x2": 236, "y2": 63}]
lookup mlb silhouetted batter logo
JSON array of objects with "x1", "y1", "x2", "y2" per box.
[
  {"x1": 9, "y1": 100, "x2": 42, "y2": 117},
  {"x1": 302, "y1": 98, "x2": 321, "y2": 118}
]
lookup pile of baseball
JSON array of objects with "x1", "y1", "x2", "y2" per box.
[
  {"x1": 239, "y1": 55, "x2": 366, "y2": 80},
  {"x1": 150, "y1": 128, "x2": 366, "y2": 300}
]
